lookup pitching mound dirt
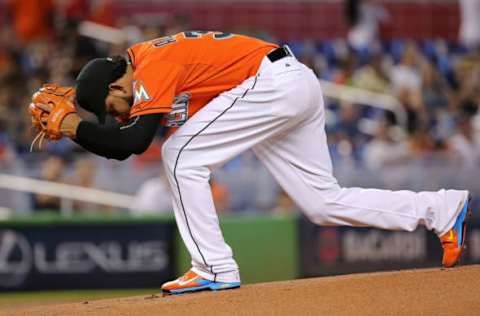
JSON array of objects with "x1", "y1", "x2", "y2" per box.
[{"x1": 5, "y1": 265, "x2": 480, "y2": 316}]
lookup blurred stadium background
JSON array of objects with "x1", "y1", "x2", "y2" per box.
[{"x1": 0, "y1": 0, "x2": 480, "y2": 306}]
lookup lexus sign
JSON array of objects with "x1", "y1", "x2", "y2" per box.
[{"x1": 0, "y1": 223, "x2": 175, "y2": 290}]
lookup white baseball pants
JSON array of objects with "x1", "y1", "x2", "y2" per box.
[{"x1": 162, "y1": 55, "x2": 469, "y2": 283}]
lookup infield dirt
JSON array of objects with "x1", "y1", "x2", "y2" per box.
[{"x1": 3, "y1": 265, "x2": 480, "y2": 316}]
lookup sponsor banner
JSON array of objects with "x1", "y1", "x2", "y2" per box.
[
  {"x1": 0, "y1": 223, "x2": 175, "y2": 291},
  {"x1": 299, "y1": 216, "x2": 480, "y2": 277}
]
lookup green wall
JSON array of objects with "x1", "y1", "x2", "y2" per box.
[{"x1": 175, "y1": 214, "x2": 299, "y2": 284}]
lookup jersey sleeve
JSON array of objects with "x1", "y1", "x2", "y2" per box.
[{"x1": 129, "y1": 61, "x2": 185, "y2": 117}]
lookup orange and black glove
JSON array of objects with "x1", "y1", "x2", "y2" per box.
[{"x1": 28, "y1": 84, "x2": 77, "y2": 151}]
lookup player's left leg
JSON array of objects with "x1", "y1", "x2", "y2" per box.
[
  {"x1": 253, "y1": 110, "x2": 468, "y2": 235},
  {"x1": 252, "y1": 63, "x2": 470, "y2": 266}
]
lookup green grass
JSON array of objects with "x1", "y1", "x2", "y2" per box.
[{"x1": 0, "y1": 288, "x2": 159, "y2": 309}]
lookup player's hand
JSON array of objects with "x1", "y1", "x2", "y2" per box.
[
  {"x1": 35, "y1": 103, "x2": 81, "y2": 138},
  {"x1": 28, "y1": 84, "x2": 78, "y2": 151}
]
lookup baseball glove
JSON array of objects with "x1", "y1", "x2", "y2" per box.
[{"x1": 29, "y1": 84, "x2": 77, "y2": 151}]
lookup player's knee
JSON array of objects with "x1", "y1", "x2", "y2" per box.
[
  {"x1": 302, "y1": 205, "x2": 330, "y2": 225},
  {"x1": 299, "y1": 194, "x2": 338, "y2": 225}
]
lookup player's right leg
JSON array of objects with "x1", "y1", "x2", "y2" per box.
[{"x1": 252, "y1": 64, "x2": 471, "y2": 268}]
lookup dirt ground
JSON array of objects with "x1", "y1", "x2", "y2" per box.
[{"x1": 3, "y1": 265, "x2": 480, "y2": 316}]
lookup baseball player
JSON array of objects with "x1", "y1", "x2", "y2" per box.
[{"x1": 29, "y1": 31, "x2": 472, "y2": 295}]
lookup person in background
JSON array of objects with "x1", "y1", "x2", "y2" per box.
[
  {"x1": 459, "y1": 0, "x2": 480, "y2": 50},
  {"x1": 420, "y1": 60, "x2": 454, "y2": 141},
  {"x1": 130, "y1": 172, "x2": 173, "y2": 214},
  {"x1": 351, "y1": 52, "x2": 390, "y2": 94},
  {"x1": 88, "y1": 0, "x2": 115, "y2": 27},
  {"x1": 67, "y1": 157, "x2": 100, "y2": 213},
  {"x1": 363, "y1": 116, "x2": 410, "y2": 170},
  {"x1": 6, "y1": 0, "x2": 55, "y2": 44},
  {"x1": 390, "y1": 43, "x2": 423, "y2": 99},
  {"x1": 391, "y1": 43, "x2": 426, "y2": 134},
  {"x1": 447, "y1": 102, "x2": 480, "y2": 168},
  {"x1": 332, "y1": 52, "x2": 357, "y2": 85},
  {"x1": 131, "y1": 174, "x2": 230, "y2": 215},
  {"x1": 32, "y1": 155, "x2": 65, "y2": 212},
  {"x1": 420, "y1": 61, "x2": 450, "y2": 112},
  {"x1": 346, "y1": 0, "x2": 389, "y2": 51},
  {"x1": 328, "y1": 103, "x2": 367, "y2": 164}
]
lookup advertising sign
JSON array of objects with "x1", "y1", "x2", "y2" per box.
[
  {"x1": 0, "y1": 222, "x2": 175, "y2": 290},
  {"x1": 299, "y1": 216, "x2": 480, "y2": 277}
]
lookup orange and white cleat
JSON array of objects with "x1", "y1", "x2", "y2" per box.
[
  {"x1": 161, "y1": 270, "x2": 241, "y2": 295},
  {"x1": 440, "y1": 195, "x2": 472, "y2": 268}
]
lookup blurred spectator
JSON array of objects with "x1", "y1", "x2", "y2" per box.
[
  {"x1": 456, "y1": 54, "x2": 480, "y2": 107},
  {"x1": 32, "y1": 156, "x2": 65, "y2": 211},
  {"x1": 6, "y1": 0, "x2": 55, "y2": 44},
  {"x1": 363, "y1": 117, "x2": 409, "y2": 169},
  {"x1": 57, "y1": 0, "x2": 89, "y2": 23},
  {"x1": 66, "y1": 157, "x2": 100, "y2": 212},
  {"x1": 391, "y1": 43, "x2": 426, "y2": 133},
  {"x1": 345, "y1": 0, "x2": 361, "y2": 28},
  {"x1": 59, "y1": 20, "x2": 100, "y2": 77},
  {"x1": 70, "y1": 157, "x2": 96, "y2": 187},
  {"x1": 0, "y1": 123, "x2": 15, "y2": 169},
  {"x1": 390, "y1": 43, "x2": 422, "y2": 96},
  {"x1": 420, "y1": 61, "x2": 450, "y2": 112},
  {"x1": 130, "y1": 173, "x2": 172, "y2": 214},
  {"x1": 332, "y1": 52, "x2": 357, "y2": 85},
  {"x1": 88, "y1": 0, "x2": 115, "y2": 27},
  {"x1": 351, "y1": 52, "x2": 390, "y2": 93},
  {"x1": 459, "y1": 0, "x2": 480, "y2": 49},
  {"x1": 296, "y1": 41, "x2": 325, "y2": 78},
  {"x1": 420, "y1": 60, "x2": 454, "y2": 140},
  {"x1": 447, "y1": 103, "x2": 480, "y2": 168},
  {"x1": 130, "y1": 174, "x2": 229, "y2": 215},
  {"x1": 347, "y1": 0, "x2": 389, "y2": 51},
  {"x1": 329, "y1": 104, "x2": 367, "y2": 162},
  {"x1": 407, "y1": 124, "x2": 448, "y2": 158}
]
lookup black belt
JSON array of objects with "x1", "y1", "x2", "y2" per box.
[{"x1": 267, "y1": 46, "x2": 292, "y2": 63}]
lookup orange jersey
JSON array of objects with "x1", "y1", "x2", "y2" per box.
[{"x1": 126, "y1": 31, "x2": 278, "y2": 120}]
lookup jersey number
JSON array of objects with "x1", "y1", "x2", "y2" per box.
[
  {"x1": 152, "y1": 31, "x2": 234, "y2": 48},
  {"x1": 183, "y1": 31, "x2": 234, "y2": 40}
]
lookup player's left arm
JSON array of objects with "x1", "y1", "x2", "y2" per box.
[{"x1": 63, "y1": 112, "x2": 162, "y2": 160}]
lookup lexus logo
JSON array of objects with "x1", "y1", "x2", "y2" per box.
[{"x1": 0, "y1": 230, "x2": 32, "y2": 288}]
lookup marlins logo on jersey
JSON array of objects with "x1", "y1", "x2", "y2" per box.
[{"x1": 133, "y1": 80, "x2": 151, "y2": 106}]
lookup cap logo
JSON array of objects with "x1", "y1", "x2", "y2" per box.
[{"x1": 133, "y1": 80, "x2": 151, "y2": 105}]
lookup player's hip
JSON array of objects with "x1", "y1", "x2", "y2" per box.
[{"x1": 257, "y1": 57, "x2": 319, "y2": 106}]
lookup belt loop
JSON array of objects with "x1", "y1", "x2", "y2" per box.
[{"x1": 283, "y1": 45, "x2": 295, "y2": 58}]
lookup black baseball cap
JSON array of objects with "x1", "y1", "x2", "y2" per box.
[{"x1": 75, "y1": 57, "x2": 117, "y2": 124}]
